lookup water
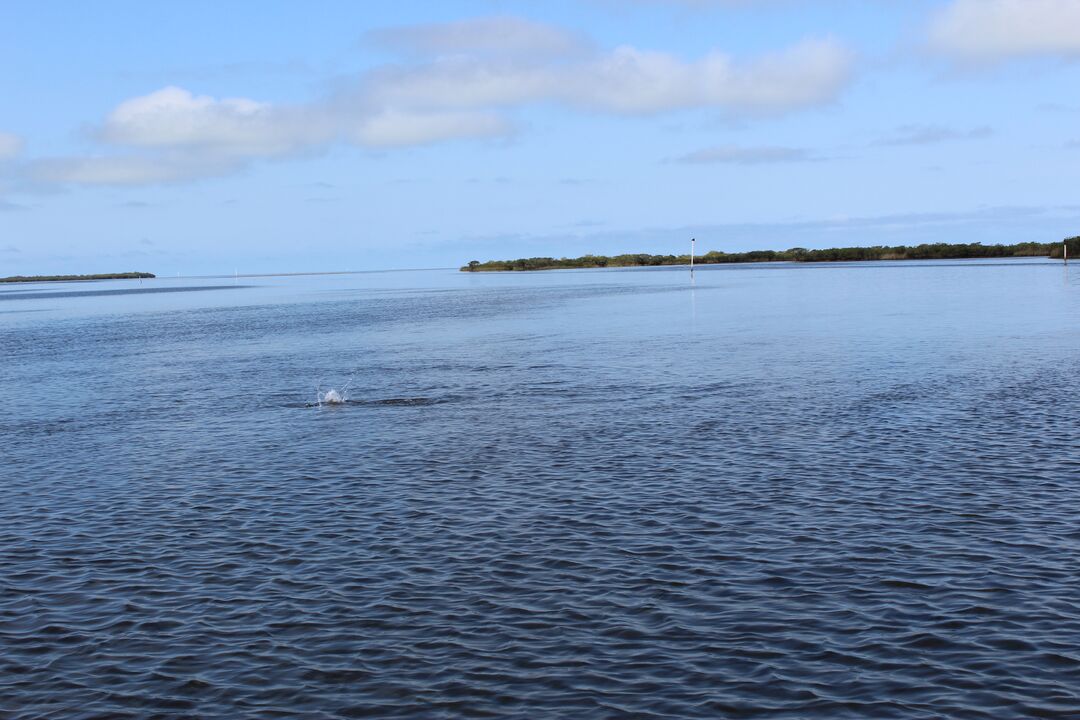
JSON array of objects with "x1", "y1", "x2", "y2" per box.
[{"x1": 2, "y1": 260, "x2": 1079, "y2": 718}]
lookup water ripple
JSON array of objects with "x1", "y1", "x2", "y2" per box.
[{"x1": 2, "y1": 270, "x2": 1080, "y2": 718}]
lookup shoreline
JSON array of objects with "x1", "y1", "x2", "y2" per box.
[
  {"x1": 0, "y1": 272, "x2": 155, "y2": 284},
  {"x1": 461, "y1": 239, "x2": 1078, "y2": 272}
]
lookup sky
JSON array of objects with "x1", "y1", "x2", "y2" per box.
[{"x1": 2, "y1": 0, "x2": 1080, "y2": 275}]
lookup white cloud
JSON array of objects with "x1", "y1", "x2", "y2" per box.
[
  {"x1": 672, "y1": 145, "x2": 815, "y2": 164},
  {"x1": 928, "y1": 0, "x2": 1080, "y2": 60},
  {"x1": 352, "y1": 109, "x2": 511, "y2": 147},
  {"x1": 29, "y1": 17, "x2": 854, "y2": 187},
  {"x1": 0, "y1": 132, "x2": 23, "y2": 159},
  {"x1": 367, "y1": 37, "x2": 852, "y2": 115},
  {"x1": 362, "y1": 58, "x2": 553, "y2": 111},
  {"x1": 100, "y1": 86, "x2": 333, "y2": 155}
]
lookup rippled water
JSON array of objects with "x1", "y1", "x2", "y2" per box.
[{"x1": 3, "y1": 261, "x2": 1080, "y2": 718}]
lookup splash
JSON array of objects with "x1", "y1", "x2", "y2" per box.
[
  {"x1": 319, "y1": 388, "x2": 345, "y2": 406},
  {"x1": 315, "y1": 375, "x2": 355, "y2": 407}
]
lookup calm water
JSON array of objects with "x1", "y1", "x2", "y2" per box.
[{"x1": 2, "y1": 260, "x2": 1079, "y2": 719}]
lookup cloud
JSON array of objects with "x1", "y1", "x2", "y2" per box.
[
  {"x1": 928, "y1": 0, "x2": 1080, "y2": 61},
  {"x1": 25, "y1": 17, "x2": 854, "y2": 187},
  {"x1": 365, "y1": 37, "x2": 853, "y2": 115},
  {"x1": 351, "y1": 109, "x2": 511, "y2": 147},
  {"x1": 30, "y1": 153, "x2": 246, "y2": 186},
  {"x1": 672, "y1": 144, "x2": 816, "y2": 164},
  {"x1": 99, "y1": 86, "x2": 333, "y2": 156},
  {"x1": 0, "y1": 132, "x2": 23, "y2": 159},
  {"x1": 24, "y1": 87, "x2": 339, "y2": 187},
  {"x1": 875, "y1": 124, "x2": 993, "y2": 146}
]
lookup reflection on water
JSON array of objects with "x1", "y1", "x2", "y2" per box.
[{"x1": 1, "y1": 260, "x2": 1079, "y2": 718}]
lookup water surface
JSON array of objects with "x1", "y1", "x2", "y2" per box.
[{"x1": 2, "y1": 260, "x2": 1079, "y2": 718}]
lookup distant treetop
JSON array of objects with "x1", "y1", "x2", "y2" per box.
[{"x1": 462, "y1": 239, "x2": 1078, "y2": 271}]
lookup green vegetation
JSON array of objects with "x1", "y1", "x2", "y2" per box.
[
  {"x1": 462, "y1": 237, "x2": 1080, "y2": 271},
  {"x1": 0, "y1": 272, "x2": 156, "y2": 283}
]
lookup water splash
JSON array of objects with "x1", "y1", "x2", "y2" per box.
[
  {"x1": 315, "y1": 376, "x2": 354, "y2": 407},
  {"x1": 318, "y1": 388, "x2": 346, "y2": 406}
]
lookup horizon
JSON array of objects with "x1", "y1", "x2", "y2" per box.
[
  {"x1": 4, "y1": 1, "x2": 1080, "y2": 275},
  {"x1": 6, "y1": 235, "x2": 1078, "y2": 280}
]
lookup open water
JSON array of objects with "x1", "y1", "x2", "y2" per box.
[{"x1": 2, "y1": 260, "x2": 1079, "y2": 719}]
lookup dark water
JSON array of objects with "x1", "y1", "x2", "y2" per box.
[{"x1": 2, "y1": 261, "x2": 1079, "y2": 719}]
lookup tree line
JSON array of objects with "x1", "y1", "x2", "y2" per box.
[
  {"x1": 462, "y1": 237, "x2": 1080, "y2": 271},
  {"x1": 0, "y1": 272, "x2": 156, "y2": 283}
]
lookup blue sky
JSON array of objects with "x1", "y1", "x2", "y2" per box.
[{"x1": 2, "y1": 0, "x2": 1080, "y2": 274}]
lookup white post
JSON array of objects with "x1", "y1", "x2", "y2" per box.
[
  {"x1": 1065, "y1": 242, "x2": 1069, "y2": 264},
  {"x1": 690, "y1": 238, "x2": 695, "y2": 273}
]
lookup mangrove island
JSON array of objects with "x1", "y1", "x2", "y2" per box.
[
  {"x1": 0, "y1": 272, "x2": 156, "y2": 284},
  {"x1": 462, "y1": 238, "x2": 1080, "y2": 271}
]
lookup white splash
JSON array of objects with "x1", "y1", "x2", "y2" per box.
[
  {"x1": 319, "y1": 388, "x2": 345, "y2": 406},
  {"x1": 315, "y1": 376, "x2": 356, "y2": 407}
]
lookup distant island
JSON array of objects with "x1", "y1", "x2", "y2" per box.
[
  {"x1": 0, "y1": 272, "x2": 156, "y2": 284},
  {"x1": 462, "y1": 238, "x2": 1080, "y2": 271}
]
